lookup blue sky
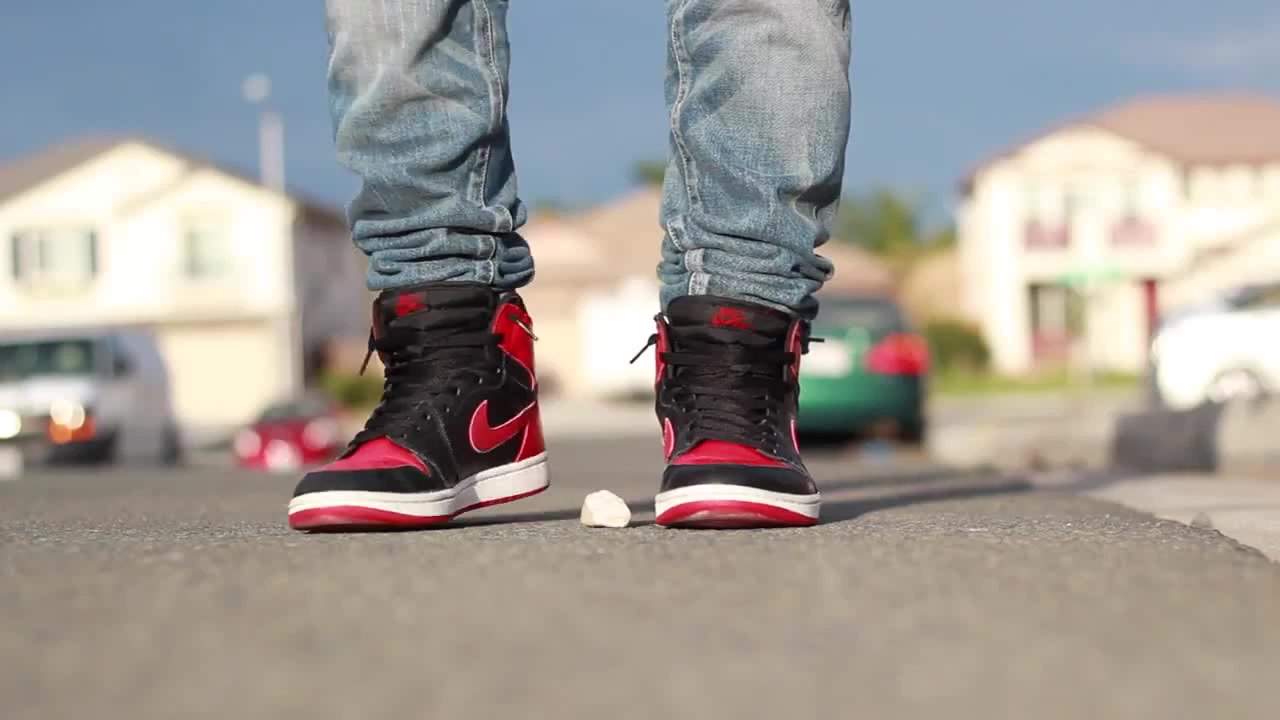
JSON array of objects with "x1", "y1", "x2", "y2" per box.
[{"x1": 2, "y1": 1, "x2": 1278, "y2": 217}]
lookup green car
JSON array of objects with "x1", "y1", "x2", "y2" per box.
[{"x1": 797, "y1": 294, "x2": 929, "y2": 443}]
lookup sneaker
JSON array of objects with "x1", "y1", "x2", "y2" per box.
[
  {"x1": 643, "y1": 296, "x2": 821, "y2": 528},
  {"x1": 287, "y1": 282, "x2": 549, "y2": 531}
]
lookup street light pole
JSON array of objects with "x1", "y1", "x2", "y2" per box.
[
  {"x1": 242, "y1": 73, "x2": 286, "y2": 193},
  {"x1": 243, "y1": 73, "x2": 302, "y2": 395}
]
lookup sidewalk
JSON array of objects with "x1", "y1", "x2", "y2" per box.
[
  {"x1": 539, "y1": 390, "x2": 1142, "y2": 443},
  {"x1": 1089, "y1": 475, "x2": 1280, "y2": 562},
  {"x1": 540, "y1": 398, "x2": 654, "y2": 438}
]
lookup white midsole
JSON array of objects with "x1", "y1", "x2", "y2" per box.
[
  {"x1": 288, "y1": 453, "x2": 549, "y2": 517},
  {"x1": 654, "y1": 483, "x2": 822, "y2": 519}
]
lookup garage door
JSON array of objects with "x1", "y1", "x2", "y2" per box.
[{"x1": 155, "y1": 321, "x2": 292, "y2": 435}]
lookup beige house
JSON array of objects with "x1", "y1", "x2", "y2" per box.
[
  {"x1": 0, "y1": 137, "x2": 365, "y2": 440},
  {"x1": 519, "y1": 188, "x2": 892, "y2": 398},
  {"x1": 958, "y1": 94, "x2": 1280, "y2": 374}
]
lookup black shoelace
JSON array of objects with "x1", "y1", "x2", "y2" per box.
[
  {"x1": 352, "y1": 309, "x2": 505, "y2": 446},
  {"x1": 632, "y1": 325, "x2": 800, "y2": 449}
]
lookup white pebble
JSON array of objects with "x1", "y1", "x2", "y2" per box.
[{"x1": 580, "y1": 490, "x2": 631, "y2": 528}]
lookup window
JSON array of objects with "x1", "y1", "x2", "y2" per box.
[
  {"x1": 183, "y1": 222, "x2": 233, "y2": 279},
  {"x1": 0, "y1": 339, "x2": 97, "y2": 382},
  {"x1": 1111, "y1": 185, "x2": 1155, "y2": 246},
  {"x1": 256, "y1": 393, "x2": 336, "y2": 423},
  {"x1": 10, "y1": 228, "x2": 98, "y2": 289},
  {"x1": 814, "y1": 297, "x2": 907, "y2": 334},
  {"x1": 1023, "y1": 183, "x2": 1072, "y2": 249},
  {"x1": 106, "y1": 335, "x2": 135, "y2": 378}
]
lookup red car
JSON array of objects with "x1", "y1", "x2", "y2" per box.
[{"x1": 234, "y1": 394, "x2": 348, "y2": 471}]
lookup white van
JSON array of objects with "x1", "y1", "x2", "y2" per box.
[{"x1": 0, "y1": 328, "x2": 181, "y2": 465}]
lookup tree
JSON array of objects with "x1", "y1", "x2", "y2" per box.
[
  {"x1": 532, "y1": 197, "x2": 569, "y2": 216},
  {"x1": 838, "y1": 188, "x2": 954, "y2": 253},
  {"x1": 834, "y1": 188, "x2": 956, "y2": 281},
  {"x1": 836, "y1": 189, "x2": 923, "y2": 258},
  {"x1": 925, "y1": 223, "x2": 957, "y2": 250},
  {"x1": 630, "y1": 159, "x2": 667, "y2": 188}
]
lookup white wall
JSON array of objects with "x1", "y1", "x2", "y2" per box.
[
  {"x1": 961, "y1": 167, "x2": 1030, "y2": 374},
  {"x1": 577, "y1": 275, "x2": 661, "y2": 398},
  {"x1": 1088, "y1": 281, "x2": 1147, "y2": 370},
  {"x1": 1164, "y1": 223, "x2": 1280, "y2": 310},
  {"x1": 156, "y1": 320, "x2": 294, "y2": 438},
  {"x1": 1181, "y1": 165, "x2": 1280, "y2": 248}
]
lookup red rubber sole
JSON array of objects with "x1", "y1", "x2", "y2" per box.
[
  {"x1": 655, "y1": 499, "x2": 819, "y2": 529},
  {"x1": 288, "y1": 485, "x2": 548, "y2": 532}
]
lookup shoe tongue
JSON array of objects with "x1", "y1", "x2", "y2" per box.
[
  {"x1": 665, "y1": 296, "x2": 792, "y2": 338},
  {"x1": 375, "y1": 282, "x2": 496, "y2": 331}
]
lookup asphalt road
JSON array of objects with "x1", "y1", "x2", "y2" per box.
[{"x1": 4, "y1": 436, "x2": 1280, "y2": 720}]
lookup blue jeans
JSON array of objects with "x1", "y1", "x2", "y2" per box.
[{"x1": 327, "y1": 0, "x2": 851, "y2": 318}]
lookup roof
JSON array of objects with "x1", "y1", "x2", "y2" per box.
[
  {"x1": 568, "y1": 188, "x2": 665, "y2": 280},
  {"x1": 519, "y1": 189, "x2": 664, "y2": 286},
  {"x1": 522, "y1": 187, "x2": 893, "y2": 294},
  {"x1": 1091, "y1": 95, "x2": 1280, "y2": 165},
  {"x1": 963, "y1": 94, "x2": 1280, "y2": 192},
  {"x1": 0, "y1": 136, "x2": 121, "y2": 205},
  {"x1": 0, "y1": 135, "x2": 345, "y2": 225}
]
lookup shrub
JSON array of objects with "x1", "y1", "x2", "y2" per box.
[
  {"x1": 320, "y1": 371, "x2": 384, "y2": 411},
  {"x1": 922, "y1": 319, "x2": 990, "y2": 373}
]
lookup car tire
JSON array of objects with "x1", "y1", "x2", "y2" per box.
[
  {"x1": 1206, "y1": 368, "x2": 1267, "y2": 406},
  {"x1": 898, "y1": 417, "x2": 927, "y2": 447},
  {"x1": 53, "y1": 431, "x2": 117, "y2": 465},
  {"x1": 159, "y1": 423, "x2": 183, "y2": 466}
]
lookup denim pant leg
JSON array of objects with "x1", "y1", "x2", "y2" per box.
[
  {"x1": 658, "y1": 0, "x2": 852, "y2": 320},
  {"x1": 326, "y1": 0, "x2": 533, "y2": 292}
]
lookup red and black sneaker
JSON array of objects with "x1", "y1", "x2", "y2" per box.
[
  {"x1": 642, "y1": 296, "x2": 821, "y2": 528},
  {"x1": 287, "y1": 282, "x2": 548, "y2": 531}
]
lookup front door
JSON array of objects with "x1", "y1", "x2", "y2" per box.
[{"x1": 1028, "y1": 283, "x2": 1081, "y2": 370}]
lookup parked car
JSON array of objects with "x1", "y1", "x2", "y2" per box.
[
  {"x1": 1150, "y1": 282, "x2": 1280, "y2": 410},
  {"x1": 797, "y1": 294, "x2": 929, "y2": 443},
  {"x1": 0, "y1": 327, "x2": 181, "y2": 466},
  {"x1": 234, "y1": 393, "x2": 347, "y2": 471}
]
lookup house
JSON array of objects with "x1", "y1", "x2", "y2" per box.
[
  {"x1": 0, "y1": 137, "x2": 366, "y2": 441},
  {"x1": 519, "y1": 188, "x2": 893, "y2": 398},
  {"x1": 958, "y1": 94, "x2": 1280, "y2": 374}
]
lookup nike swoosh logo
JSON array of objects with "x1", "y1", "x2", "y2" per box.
[{"x1": 469, "y1": 400, "x2": 537, "y2": 454}]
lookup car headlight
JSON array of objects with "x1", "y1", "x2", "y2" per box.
[
  {"x1": 0, "y1": 410, "x2": 20, "y2": 440},
  {"x1": 49, "y1": 399, "x2": 87, "y2": 430}
]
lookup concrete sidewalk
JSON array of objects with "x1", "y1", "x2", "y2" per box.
[
  {"x1": 540, "y1": 398, "x2": 655, "y2": 438},
  {"x1": 1089, "y1": 475, "x2": 1280, "y2": 562},
  {"x1": 542, "y1": 390, "x2": 1143, "y2": 443}
]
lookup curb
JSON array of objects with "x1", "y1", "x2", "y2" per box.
[
  {"x1": 929, "y1": 397, "x2": 1280, "y2": 477},
  {"x1": 1216, "y1": 399, "x2": 1280, "y2": 475},
  {"x1": 926, "y1": 411, "x2": 1119, "y2": 471},
  {"x1": 1108, "y1": 403, "x2": 1223, "y2": 473},
  {"x1": 1110, "y1": 399, "x2": 1280, "y2": 476},
  {"x1": 1089, "y1": 475, "x2": 1280, "y2": 562}
]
